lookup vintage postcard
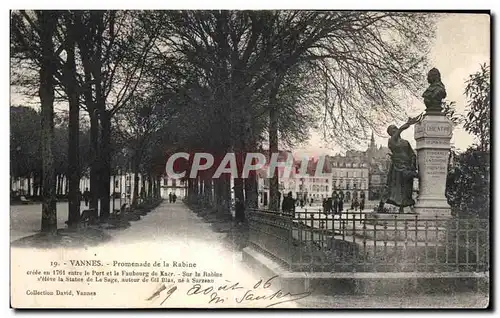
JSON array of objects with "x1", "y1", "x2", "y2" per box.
[{"x1": 9, "y1": 10, "x2": 490, "y2": 309}]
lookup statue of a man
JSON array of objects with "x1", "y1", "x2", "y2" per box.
[
  {"x1": 422, "y1": 68, "x2": 447, "y2": 113},
  {"x1": 377, "y1": 115, "x2": 422, "y2": 214}
]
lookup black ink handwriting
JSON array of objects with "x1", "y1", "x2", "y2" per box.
[
  {"x1": 145, "y1": 284, "x2": 166, "y2": 301},
  {"x1": 146, "y1": 284, "x2": 177, "y2": 305},
  {"x1": 185, "y1": 276, "x2": 312, "y2": 307},
  {"x1": 235, "y1": 288, "x2": 312, "y2": 308}
]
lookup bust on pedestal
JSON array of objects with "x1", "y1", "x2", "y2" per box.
[{"x1": 413, "y1": 68, "x2": 453, "y2": 218}]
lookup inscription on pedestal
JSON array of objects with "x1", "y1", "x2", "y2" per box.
[
  {"x1": 415, "y1": 121, "x2": 453, "y2": 139},
  {"x1": 426, "y1": 138, "x2": 450, "y2": 145},
  {"x1": 423, "y1": 150, "x2": 449, "y2": 178}
]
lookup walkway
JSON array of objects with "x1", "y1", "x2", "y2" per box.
[{"x1": 11, "y1": 201, "x2": 300, "y2": 308}]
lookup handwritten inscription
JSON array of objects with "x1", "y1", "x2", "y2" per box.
[{"x1": 147, "y1": 275, "x2": 312, "y2": 307}]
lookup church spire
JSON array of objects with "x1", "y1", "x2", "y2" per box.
[{"x1": 370, "y1": 131, "x2": 376, "y2": 150}]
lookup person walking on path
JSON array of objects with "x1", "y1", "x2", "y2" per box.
[
  {"x1": 169, "y1": 192, "x2": 172, "y2": 203},
  {"x1": 172, "y1": 193, "x2": 177, "y2": 203}
]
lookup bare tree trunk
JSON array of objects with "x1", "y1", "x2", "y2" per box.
[
  {"x1": 269, "y1": 78, "x2": 281, "y2": 212},
  {"x1": 65, "y1": 15, "x2": 81, "y2": 227},
  {"x1": 141, "y1": 175, "x2": 146, "y2": 201},
  {"x1": 204, "y1": 178, "x2": 213, "y2": 207},
  {"x1": 156, "y1": 176, "x2": 161, "y2": 199},
  {"x1": 148, "y1": 175, "x2": 153, "y2": 199},
  {"x1": 131, "y1": 156, "x2": 140, "y2": 207},
  {"x1": 213, "y1": 178, "x2": 222, "y2": 212},
  {"x1": 27, "y1": 174, "x2": 32, "y2": 197},
  {"x1": 39, "y1": 11, "x2": 58, "y2": 234},
  {"x1": 99, "y1": 110, "x2": 111, "y2": 221},
  {"x1": 244, "y1": 172, "x2": 258, "y2": 210},
  {"x1": 89, "y1": 113, "x2": 99, "y2": 216}
]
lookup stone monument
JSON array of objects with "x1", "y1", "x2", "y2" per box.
[{"x1": 413, "y1": 68, "x2": 453, "y2": 218}]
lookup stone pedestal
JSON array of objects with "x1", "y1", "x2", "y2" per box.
[{"x1": 414, "y1": 113, "x2": 453, "y2": 218}]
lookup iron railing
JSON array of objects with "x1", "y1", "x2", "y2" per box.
[{"x1": 248, "y1": 208, "x2": 489, "y2": 273}]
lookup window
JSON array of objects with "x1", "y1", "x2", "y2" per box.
[
  {"x1": 172, "y1": 179, "x2": 177, "y2": 187},
  {"x1": 115, "y1": 180, "x2": 119, "y2": 188},
  {"x1": 326, "y1": 186, "x2": 329, "y2": 192},
  {"x1": 163, "y1": 178, "x2": 168, "y2": 186}
]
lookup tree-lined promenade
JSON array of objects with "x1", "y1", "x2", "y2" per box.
[{"x1": 10, "y1": 11, "x2": 489, "y2": 237}]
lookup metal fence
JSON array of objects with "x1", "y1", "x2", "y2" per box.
[{"x1": 248, "y1": 208, "x2": 489, "y2": 273}]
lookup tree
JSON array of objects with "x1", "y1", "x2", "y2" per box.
[
  {"x1": 73, "y1": 10, "x2": 162, "y2": 221},
  {"x1": 446, "y1": 147, "x2": 489, "y2": 218},
  {"x1": 61, "y1": 12, "x2": 81, "y2": 226},
  {"x1": 113, "y1": 92, "x2": 173, "y2": 207},
  {"x1": 10, "y1": 106, "x2": 41, "y2": 186},
  {"x1": 445, "y1": 64, "x2": 491, "y2": 219},
  {"x1": 37, "y1": 11, "x2": 59, "y2": 233},
  {"x1": 11, "y1": 10, "x2": 85, "y2": 226},
  {"x1": 254, "y1": 11, "x2": 436, "y2": 209},
  {"x1": 442, "y1": 100, "x2": 463, "y2": 127},
  {"x1": 464, "y1": 63, "x2": 490, "y2": 151}
]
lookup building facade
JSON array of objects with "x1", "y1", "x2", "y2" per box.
[
  {"x1": 366, "y1": 133, "x2": 391, "y2": 200},
  {"x1": 327, "y1": 153, "x2": 369, "y2": 202},
  {"x1": 161, "y1": 177, "x2": 187, "y2": 199},
  {"x1": 253, "y1": 134, "x2": 392, "y2": 207}
]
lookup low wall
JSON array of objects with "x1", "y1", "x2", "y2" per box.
[{"x1": 242, "y1": 245, "x2": 489, "y2": 296}]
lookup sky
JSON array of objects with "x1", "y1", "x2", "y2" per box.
[{"x1": 295, "y1": 13, "x2": 490, "y2": 157}]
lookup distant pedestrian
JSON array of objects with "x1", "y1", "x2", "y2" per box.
[
  {"x1": 326, "y1": 197, "x2": 333, "y2": 214},
  {"x1": 338, "y1": 190, "x2": 344, "y2": 214},
  {"x1": 359, "y1": 192, "x2": 366, "y2": 211},
  {"x1": 310, "y1": 198, "x2": 313, "y2": 206},
  {"x1": 352, "y1": 198, "x2": 359, "y2": 211},
  {"x1": 282, "y1": 192, "x2": 294, "y2": 216},
  {"x1": 332, "y1": 191, "x2": 338, "y2": 215},
  {"x1": 172, "y1": 193, "x2": 177, "y2": 203},
  {"x1": 83, "y1": 188, "x2": 90, "y2": 207},
  {"x1": 169, "y1": 192, "x2": 173, "y2": 203}
]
